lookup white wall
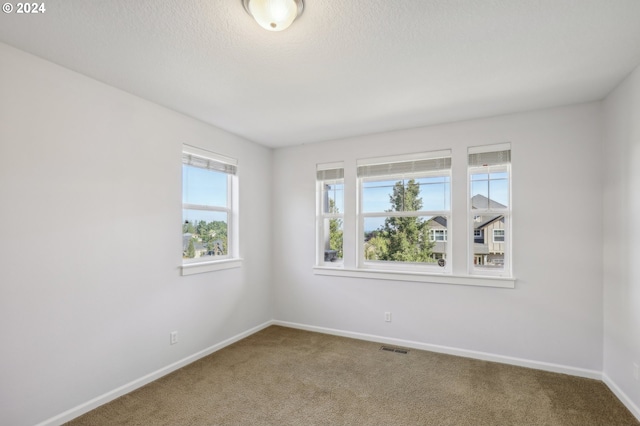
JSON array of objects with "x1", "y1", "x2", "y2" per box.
[
  {"x1": 603, "y1": 63, "x2": 640, "y2": 412},
  {"x1": 1, "y1": 37, "x2": 630, "y2": 425},
  {"x1": 273, "y1": 103, "x2": 604, "y2": 371},
  {"x1": 0, "y1": 42, "x2": 272, "y2": 426}
]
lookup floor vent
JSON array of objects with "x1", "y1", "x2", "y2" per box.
[{"x1": 380, "y1": 346, "x2": 409, "y2": 354}]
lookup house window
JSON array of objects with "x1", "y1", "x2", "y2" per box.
[
  {"x1": 468, "y1": 144, "x2": 511, "y2": 276},
  {"x1": 316, "y1": 163, "x2": 344, "y2": 265},
  {"x1": 358, "y1": 150, "x2": 451, "y2": 271},
  {"x1": 430, "y1": 229, "x2": 448, "y2": 242},
  {"x1": 182, "y1": 145, "x2": 238, "y2": 269}
]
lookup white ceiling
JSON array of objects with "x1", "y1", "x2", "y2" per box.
[{"x1": 1, "y1": 1, "x2": 640, "y2": 148}]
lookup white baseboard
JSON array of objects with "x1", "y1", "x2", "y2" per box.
[
  {"x1": 603, "y1": 373, "x2": 640, "y2": 422},
  {"x1": 272, "y1": 320, "x2": 602, "y2": 380},
  {"x1": 36, "y1": 320, "x2": 274, "y2": 426},
  {"x1": 40, "y1": 320, "x2": 637, "y2": 426}
]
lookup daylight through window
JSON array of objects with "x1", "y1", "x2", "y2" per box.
[
  {"x1": 357, "y1": 151, "x2": 452, "y2": 272},
  {"x1": 468, "y1": 144, "x2": 511, "y2": 276},
  {"x1": 182, "y1": 146, "x2": 237, "y2": 265},
  {"x1": 316, "y1": 163, "x2": 344, "y2": 265}
]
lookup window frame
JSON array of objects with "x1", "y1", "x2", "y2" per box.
[
  {"x1": 313, "y1": 146, "x2": 516, "y2": 288},
  {"x1": 316, "y1": 162, "x2": 345, "y2": 266},
  {"x1": 467, "y1": 143, "x2": 512, "y2": 278},
  {"x1": 181, "y1": 145, "x2": 240, "y2": 276},
  {"x1": 357, "y1": 151, "x2": 452, "y2": 274}
]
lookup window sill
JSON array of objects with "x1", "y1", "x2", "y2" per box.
[
  {"x1": 313, "y1": 266, "x2": 515, "y2": 288},
  {"x1": 181, "y1": 258, "x2": 243, "y2": 276}
]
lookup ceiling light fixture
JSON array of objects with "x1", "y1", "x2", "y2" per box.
[{"x1": 242, "y1": 0, "x2": 304, "y2": 32}]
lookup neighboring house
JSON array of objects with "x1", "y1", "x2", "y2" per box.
[
  {"x1": 182, "y1": 233, "x2": 224, "y2": 258},
  {"x1": 182, "y1": 233, "x2": 206, "y2": 258},
  {"x1": 470, "y1": 194, "x2": 506, "y2": 267},
  {"x1": 427, "y1": 194, "x2": 505, "y2": 266},
  {"x1": 426, "y1": 215, "x2": 447, "y2": 261}
]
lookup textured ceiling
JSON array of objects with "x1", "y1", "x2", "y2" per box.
[{"x1": 1, "y1": 0, "x2": 640, "y2": 148}]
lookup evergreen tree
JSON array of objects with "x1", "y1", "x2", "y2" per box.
[
  {"x1": 186, "y1": 238, "x2": 196, "y2": 258},
  {"x1": 364, "y1": 234, "x2": 388, "y2": 260},
  {"x1": 328, "y1": 199, "x2": 343, "y2": 258},
  {"x1": 375, "y1": 179, "x2": 434, "y2": 262},
  {"x1": 183, "y1": 221, "x2": 196, "y2": 234}
]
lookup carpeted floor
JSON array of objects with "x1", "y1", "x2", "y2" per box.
[{"x1": 66, "y1": 326, "x2": 639, "y2": 425}]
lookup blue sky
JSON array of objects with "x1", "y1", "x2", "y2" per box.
[
  {"x1": 362, "y1": 176, "x2": 450, "y2": 213},
  {"x1": 327, "y1": 171, "x2": 508, "y2": 232},
  {"x1": 182, "y1": 165, "x2": 228, "y2": 226},
  {"x1": 470, "y1": 171, "x2": 509, "y2": 207},
  {"x1": 182, "y1": 166, "x2": 509, "y2": 233}
]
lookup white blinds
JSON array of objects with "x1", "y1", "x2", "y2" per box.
[
  {"x1": 316, "y1": 168, "x2": 344, "y2": 181},
  {"x1": 357, "y1": 156, "x2": 451, "y2": 178},
  {"x1": 317, "y1": 162, "x2": 344, "y2": 181},
  {"x1": 182, "y1": 153, "x2": 237, "y2": 175},
  {"x1": 468, "y1": 150, "x2": 510, "y2": 167},
  {"x1": 468, "y1": 144, "x2": 511, "y2": 167}
]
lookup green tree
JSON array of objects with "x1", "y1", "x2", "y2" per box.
[
  {"x1": 207, "y1": 221, "x2": 228, "y2": 255},
  {"x1": 364, "y1": 233, "x2": 388, "y2": 260},
  {"x1": 186, "y1": 238, "x2": 196, "y2": 258},
  {"x1": 183, "y1": 221, "x2": 196, "y2": 234},
  {"x1": 372, "y1": 179, "x2": 434, "y2": 262},
  {"x1": 196, "y1": 220, "x2": 209, "y2": 239},
  {"x1": 328, "y1": 199, "x2": 343, "y2": 258}
]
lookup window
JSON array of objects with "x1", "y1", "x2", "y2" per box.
[
  {"x1": 313, "y1": 146, "x2": 515, "y2": 287},
  {"x1": 182, "y1": 145, "x2": 238, "y2": 273},
  {"x1": 430, "y1": 229, "x2": 447, "y2": 242},
  {"x1": 468, "y1": 144, "x2": 511, "y2": 276},
  {"x1": 316, "y1": 163, "x2": 344, "y2": 265},
  {"x1": 357, "y1": 150, "x2": 451, "y2": 272}
]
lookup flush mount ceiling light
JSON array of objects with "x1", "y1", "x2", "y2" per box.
[{"x1": 242, "y1": 0, "x2": 304, "y2": 31}]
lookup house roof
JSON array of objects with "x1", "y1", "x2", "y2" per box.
[
  {"x1": 429, "y1": 216, "x2": 447, "y2": 227},
  {"x1": 473, "y1": 243, "x2": 491, "y2": 255},
  {"x1": 471, "y1": 194, "x2": 507, "y2": 210},
  {"x1": 471, "y1": 195, "x2": 505, "y2": 229},
  {"x1": 425, "y1": 196, "x2": 504, "y2": 230},
  {"x1": 183, "y1": 234, "x2": 205, "y2": 252}
]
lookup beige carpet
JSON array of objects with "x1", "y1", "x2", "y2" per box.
[{"x1": 67, "y1": 326, "x2": 638, "y2": 425}]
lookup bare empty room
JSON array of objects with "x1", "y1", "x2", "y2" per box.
[{"x1": 2, "y1": 1, "x2": 640, "y2": 425}]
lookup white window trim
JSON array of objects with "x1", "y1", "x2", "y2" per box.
[
  {"x1": 313, "y1": 266, "x2": 515, "y2": 289},
  {"x1": 313, "y1": 146, "x2": 516, "y2": 287},
  {"x1": 316, "y1": 162, "x2": 345, "y2": 266},
  {"x1": 357, "y1": 149, "x2": 452, "y2": 166},
  {"x1": 182, "y1": 258, "x2": 243, "y2": 276},
  {"x1": 357, "y1": 152, "x2": 452, "y2": 274},
  {"x1": 181, "y1": 145, "x2": 240, "y2": 276},
  {"x1": 468, "y1": 143, "x2": 512, "y2": 278}
]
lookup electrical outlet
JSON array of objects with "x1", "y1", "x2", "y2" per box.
[
  {"x1": 385, "y1": 312, "x2": 392, "y2": 322},
  {"x1": 633, "y1": 363, "x2": 639, "y2": 381},
  {"x1": 170, "y1": 331, "x2": 178, "y2": 345}
]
